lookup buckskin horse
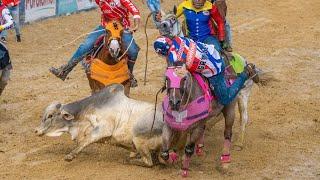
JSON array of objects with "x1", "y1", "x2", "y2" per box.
[{"x1": 84, "y1": 20, "x2": 131, "y2": 96}]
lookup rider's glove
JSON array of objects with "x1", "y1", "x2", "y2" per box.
[{"x1": 0, "y1": 26, "x2": 5, "y2": 32}]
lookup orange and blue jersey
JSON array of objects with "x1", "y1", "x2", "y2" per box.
[{"x1": 176, "y1": 0, "x2": 225, "y2": 42}]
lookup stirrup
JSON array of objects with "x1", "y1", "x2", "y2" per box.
[
  {"x1": 49, "y1": 66, "x2": 69, "y2": 81},
  {"x1": 130, "y1": 76, "x2": 138, "y2": 88}
]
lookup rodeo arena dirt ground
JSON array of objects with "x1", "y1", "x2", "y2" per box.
[{"x1": 0, "y1": 0, "x2": 319, "y2": 179}]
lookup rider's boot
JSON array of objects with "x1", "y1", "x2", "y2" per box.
[
  {"x1": 245, "y1": 63, "x2": 260, "y2": 83},
  {"x1": 128, "y1": 59, "x2": 138, "y2": 87},
  {"x1": 221, "y1": 49, "x2": 234, "y2": 62},
  {"x1": 49, "y1": 60, "x2": 78, "y2": 81}
]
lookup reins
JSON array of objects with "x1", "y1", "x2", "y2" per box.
[
  {"x1": 150, "y1": 84, "x2": 166, "y2": 135},
  {"x1": 181, "y1": 72, "x2": 193, "y2": 110}
]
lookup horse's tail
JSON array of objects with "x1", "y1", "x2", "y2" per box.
[{"x1": 254, "y1": 67, "x2": 278, "y2": 86}]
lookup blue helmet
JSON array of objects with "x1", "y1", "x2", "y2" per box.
[{"x1": 154, "y1": 37, "x2": 172, "y2": 56}]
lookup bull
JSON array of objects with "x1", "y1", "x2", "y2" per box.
[{"x1": 35, "y1": 84, "x2": 164, "y2": 167}]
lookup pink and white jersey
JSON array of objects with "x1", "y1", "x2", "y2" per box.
[{"x1": 95, "y1": 0, "x2": 140, "y2": 29}]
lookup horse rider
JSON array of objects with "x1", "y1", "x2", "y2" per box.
[
  {"x1": 50, "y1": 0, "x2": 141, "y2": 87},
  {"x1": 2, "y1": 0, "x2": 21, "y2": 42},
  {"x1": 210, "y1": 0, "x2": 232, "y2": 51},
  {"x1": 154, "y1": 36, "x2": 259, "y2": 105},
  {"x1": 175, "y1": 0, "x2": 225, "y2": 52},
  {"x1": 0, "y1": 0, "x2": 14, "y2": 95},
  {"x1": 141, "y1": 0, "x2": 162, "y2": 28}
]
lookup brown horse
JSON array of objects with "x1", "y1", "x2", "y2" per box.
[
  {"x1": 85, "y1": 20, "x2": 131, "y2": 96},
  {"x1": 160, "y1": 64, "x2": 266, "y2": 177}
]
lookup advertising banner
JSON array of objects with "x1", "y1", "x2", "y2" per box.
[
  {"x1": 57, "y1": 0, "x2": 78, "y2": 15},
  {"x1": 76, "y1": 0, "x2": 95, "y2": 10},
  {"x1": 25, "y1": 0, "x2": 56, "y2": 22}
]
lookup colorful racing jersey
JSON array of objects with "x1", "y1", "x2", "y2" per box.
[
  {"x1": 168, "y1": 36, "x2": 223, "y2": 77},
  {"x1": 95, "y1": 0, "x2": 140, "y2": 29},
  {"x1": 176, "y1": 0, "x2": 225, "y2": 42}
]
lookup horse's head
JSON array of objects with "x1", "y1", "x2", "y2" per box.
[
  {"x1": 104, "y1": 20, "x2": 124, "y2": 59},
  {"x1": 159, "y1": 8, "x2": 184, "y2": 38},
  {"x1": 165, "y1": 65, "x2": 192, "y2": 111}
]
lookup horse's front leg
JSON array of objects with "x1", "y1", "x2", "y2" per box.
[
  {"x1": 195, "y1": 124, "x2": 206, "y2": 156},
  {"x1": 161, "y1": 124, "x2": 178, "y2": 164},
  {"x1": 181, "y1": 121, "x2": 206, "y2": 177},
  {"x1": 221, "y1": 101, "x2": 237, "y2": 165}
]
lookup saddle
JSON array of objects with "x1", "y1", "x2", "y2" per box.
[
  {"x1": 86, "y1": 35, "x2": 129, "y2": 86},
  {"x1": 90, "y1": 58, "x2": 129, "y2": 86}
]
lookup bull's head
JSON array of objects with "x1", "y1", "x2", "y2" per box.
[{"x1": 35, "y1": 102, "x2": 74, "y2": 137}]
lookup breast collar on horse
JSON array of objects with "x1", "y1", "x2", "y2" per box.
[{"x1": 162, "y1": 73, "x2": 213, "y2": 131}]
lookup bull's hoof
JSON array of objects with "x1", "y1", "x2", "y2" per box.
[{"x1": 64, "y1": 154, "x2": 75, "y2": 161}]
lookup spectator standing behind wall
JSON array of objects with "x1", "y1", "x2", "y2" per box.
[{"x1": 1, "y1": 0, "x2": 21, "y2": 42}]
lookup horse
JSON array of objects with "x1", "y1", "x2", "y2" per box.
[
  {"x1": 156, "y1": 10, "x2": 274, "y2": 176},
  {"x1": 84, "y1": 20, "x2": 131, "y2": 96},
  {"x1": 0, "y1": 40, "x2": 11, "y2": 96},
  {"x1": 161, "y1": 65, "x2": 256, "y2": 177},
  {"x1": 158, "y1": 10, "x2": 255, "y2": 148}
]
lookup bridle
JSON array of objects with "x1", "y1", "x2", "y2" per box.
[
  {"x1": 159, "y1": 14, "x2": 182, "y2": 38},
  {"x1": 165, "y1": 67, "x2": 194, "y2": 110}
]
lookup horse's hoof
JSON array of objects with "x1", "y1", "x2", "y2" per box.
[
  {"x1": 181, "y1": 169, "x2": 189, "y2": 177},
  {"x1": 168, "y1": 152, "x2": 178, "y2": 164},
  {"x1": 64, "y1": 154, "x2": 74, "y2": 162}
]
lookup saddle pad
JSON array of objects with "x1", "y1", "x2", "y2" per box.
[
  {"x1": 90, "y1": 58, "x2": 129, "y2": 86},
  {"x1": 230, "y1": 53, "x2": 245, "y2": 74}
]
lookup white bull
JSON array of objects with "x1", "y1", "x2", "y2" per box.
[{"x1": 35, "y1": 84, "x2": 164, "y2": 167}]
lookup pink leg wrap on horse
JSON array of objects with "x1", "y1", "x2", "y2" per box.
[
  {"x1": 181, "y1": 156, "x2": 191, "y2": 177},
  {"x1": 196, "y1": 133, "x2": 205, "y2": 156},
  {"x1": 195, "y1": 144, "x2": 204, "y2": 156},
  {"x1": 168, "y1": 152, "x2": 178, "y2": 164},
  {"x1": 221, "y1": 139, "x2": 232, "y2": 163}
]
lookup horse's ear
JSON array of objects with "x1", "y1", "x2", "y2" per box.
[{"x1": 173, "y1": 6, "x2": 177, "y2": 15}]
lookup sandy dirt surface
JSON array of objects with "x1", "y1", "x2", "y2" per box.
[{"x1": 0, "y1": 0, "x2": 319, "y2": 179}]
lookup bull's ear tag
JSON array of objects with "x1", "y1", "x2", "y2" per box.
[{"x1": 172, "y1": 110, "x2": 187, "y2": 123}]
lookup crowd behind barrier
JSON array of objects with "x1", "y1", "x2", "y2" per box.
[{"x1": 19, "y1": 0, "x2": 97, "y2": 25}]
